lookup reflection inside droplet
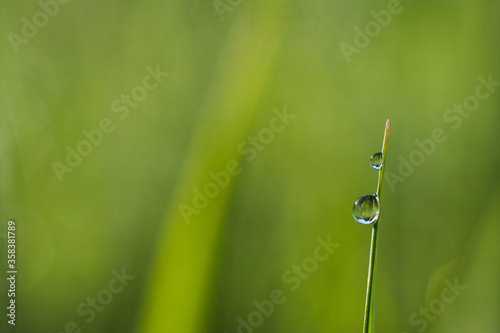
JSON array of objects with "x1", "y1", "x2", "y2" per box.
[
  {"x1": 352, "y1": 194, "x2": 380, "y2": 225},
  {"x1": 370, "y1": 152, "x2": 383, "y2": 170}
]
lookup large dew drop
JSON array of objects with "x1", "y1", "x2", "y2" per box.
[
  {"x1": 352, "y1": 194, "x2": 380, "y2": 225},
  {"x1": 370, "y1": 152, "x2": 383, "y2": 170}
]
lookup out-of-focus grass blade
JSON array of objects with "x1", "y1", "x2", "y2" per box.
[{"x1": 138, "y1": 3, "x2": 291, "y2": 333}]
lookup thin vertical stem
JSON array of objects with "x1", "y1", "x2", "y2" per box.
[{"x1": 363, "y1": 119, "x2": 389, "y2": 333}]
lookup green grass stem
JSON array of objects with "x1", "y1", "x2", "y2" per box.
[{"x1": 363, "y1": 119, "x2": 389, "y2": 333}]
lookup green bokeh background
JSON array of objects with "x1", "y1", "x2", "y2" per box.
[{"x1": 1, "y1": 1, "x2": 499, "y2": 332}]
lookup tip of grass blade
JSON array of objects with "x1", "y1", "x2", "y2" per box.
[
  {"x1": 382, "y1": 120, "x2": 389, "y2": 152},
  {"x1": 377, "y1": 120, "x2": 389, "y2": 197}
]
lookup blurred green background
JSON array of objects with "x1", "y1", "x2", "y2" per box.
[{"x1": 0, "y1": 0, "x2": 499, "y2": 332}]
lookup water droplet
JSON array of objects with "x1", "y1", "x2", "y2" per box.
[
  {"x1": 370, "y1": 152, "x2": 383, "y2": 170},
  {"x1": 352, "y1": 194, "x2": 380, "y2": 225}
]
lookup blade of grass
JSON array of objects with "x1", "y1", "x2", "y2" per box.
[{"x1": 363, "y1": 119, "x2": 389, "y2": 333}]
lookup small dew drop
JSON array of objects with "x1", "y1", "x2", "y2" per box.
[
  {"x1": 370, "y1": 152, "x2": 383, "y2": 170},
  {"x1": 352, "y1": 194, "x2": 380, "y2": 225}
]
